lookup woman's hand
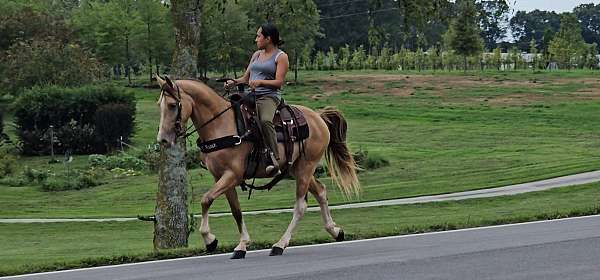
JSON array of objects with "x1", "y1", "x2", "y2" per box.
[
  {"x1": 248, "y1": 80, "x2": 262, "y2": 90},
  {"x1": 224, "y1": 79, "x2": 237, "y2": 90}
]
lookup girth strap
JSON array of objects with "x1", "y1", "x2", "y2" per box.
[{"x1": 198, "y1": 135, "x2": 242, "y2": 153}]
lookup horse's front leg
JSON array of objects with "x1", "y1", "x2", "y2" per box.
[
  {"x1": 200, "y1": 171, "x2": 238, "y2": 252},
  {"x1": 225, "y1": 187, "x2": 251, "y2": 259}
]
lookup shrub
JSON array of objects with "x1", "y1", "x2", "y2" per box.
[
  {"x1": 0, "y1": 144, "x2": 17, "y2": 178},
  {"x1": 89, "y1": 153, "x2": 147, "y2": 171},
  {"x1": 94, "y1": 103, "x2": 135, "y2": 153},
  {"x1": 0, "y1": 109, "x2": 7, "y2": 141},
  {"x1": 14, "y1": 85, "x2": 136, "y2": 155},
  {"x1": 22, "y1": 167, "x2": 53, "y2": 183},
  {"x1": 0, "y1": 176, "x2": 26, "y2": 187},
  {"x1": 353, "y1": 149, "x2": 390, "y2": 171},
  {"x1": 40, "y1": 170, "x2": 102, "y2": 192},
  {"x1": 137, "y1": 145, "x2": 161, "y2": 172}
]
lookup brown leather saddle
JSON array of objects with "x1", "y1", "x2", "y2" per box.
[
  {"x1": 231, "y1": 93, "x2": 309, "y2": 178},
  {"x1": 197, "y1": 91, "x2": 310, "y2": 195}
]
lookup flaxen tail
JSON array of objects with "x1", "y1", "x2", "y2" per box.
[{"x1": 320, "y1": 107, "x2": 361, "y2": 199}]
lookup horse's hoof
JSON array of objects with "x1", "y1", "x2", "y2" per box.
[
  {"x1": 206, "y1": 239, "x2": 219, "y2": 252},
  {"x1": 335, "y1": 229, "x2": 345, "y2": 242},
  {"x1": 269, "y1": 246, "x2": 285, "y2": 256},
  {"x1": 231, "y1": 250, "x2": 246, "y2": 259}
]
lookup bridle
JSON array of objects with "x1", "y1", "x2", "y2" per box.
[{"x1": 159, "y1": 81, "x2": 234, "y2": 140}]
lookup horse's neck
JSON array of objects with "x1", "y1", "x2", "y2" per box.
[{"x1": 187, "y1": 85, "x2": 236, "y2": 141}]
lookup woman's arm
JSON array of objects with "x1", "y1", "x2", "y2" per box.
[
  {"x1": 236, "y1": 51, "x2": 260, "y2": 84},
  {"x1": 249, "y1": 52, "x2": 289, "y2": 90}
]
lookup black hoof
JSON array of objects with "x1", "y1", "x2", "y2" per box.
[
  {"x1": 206, "y1": 239, "x2": 218, "y2": 252},
  {"x1": 335, "y1": 229, "x2": 345, "y2": 242},
  {"x1": 269, "y1": 246, "x2": 284, "y2": 256},
  {"x1": 231, "y1": 250, "x2": 246, "y2": 259}
]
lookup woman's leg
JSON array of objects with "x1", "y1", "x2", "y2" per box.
[{"x1": 255, "y1": 96, "x2": 280, "y2": 173}]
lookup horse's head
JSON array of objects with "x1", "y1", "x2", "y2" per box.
[{"x1": 155, "y1": 75, "x2": 193, "y2": 147}]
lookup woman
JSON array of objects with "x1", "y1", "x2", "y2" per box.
[{"x1": 225, "y1": 23, "x2": 289, "y2": 175}]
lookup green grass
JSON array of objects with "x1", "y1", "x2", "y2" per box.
[
  {"x1": 1, "y1": 182, "x2": 599, "y2": 276},
  {"x1": 1, "y1": 70, "x2": 600, "y2": 218}
]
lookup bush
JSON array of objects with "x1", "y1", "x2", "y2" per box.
[
  {"x1": 14, "y1": 85, "x2": 136, "y2": 155},
  {"x1": 0, "y1": 176, "x2": 26, "y2": 187},
  {"x1": 89, "y1": 153, "x2": 147, "y2": 171},
  {"x1": 40, "y1": 169, "x2": 103, "y2": 192},
  {"x1": 353, "y1": 149, "x2": 390, "y2": 171},
  {"x1": 22, "y1": 167, "x2": 53, "y2": 183},
  {"x1": 0, "y1": 109, "x2": 7, "y2": 141},
  {"x1": 95, "y1": 103, "x2": 135, "y2": 153},
  {"x1": 0, "y1": 144, "x2": 17, "y2": 178}
]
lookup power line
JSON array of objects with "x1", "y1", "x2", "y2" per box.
[
  {"x1": 320, "y1": 7, "x2": 399, "y2": 20},
  {"x1": 318, "y1": 0, "x2": 369, "y2": 8}
]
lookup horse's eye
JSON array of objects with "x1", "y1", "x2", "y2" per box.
[{"x1": 168, "y1": 103, "x2": 177, "y2": 110}]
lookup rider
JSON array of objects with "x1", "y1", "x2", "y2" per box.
[{"x1": 225, "y1": 23, "x2": 289, "y2": 175}]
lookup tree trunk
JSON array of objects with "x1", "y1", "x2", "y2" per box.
[
  {"x1": 171, "y1": 0, "x2": 203, "y2": 79},
  {"x1": 125, "y1": 3, "x2": 131, "y2": 85},
  {"x1": 148, "y1": 22, "x2": 153, "y2": 84},
  {"x1": 294, "y1": 49, "x2": 298, "y2": 83},
  {"x1": 155, "y1": 139, "x2": 189, "y2": 249}
]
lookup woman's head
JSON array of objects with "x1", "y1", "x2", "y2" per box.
[{"x1": 256, "y1": 23, "x2": 284, "y2": 49}]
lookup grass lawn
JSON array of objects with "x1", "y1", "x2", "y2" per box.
[
  {"x1": 1, "y1": 70, "x2": 600, "y2": 218},
  {"x1": 1, "y1": 182, "x2": 599, "y2": 276}
]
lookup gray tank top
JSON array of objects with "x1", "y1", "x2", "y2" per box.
[{"x1": 249, "y1": 50, "x2": 283, "y2": 99}]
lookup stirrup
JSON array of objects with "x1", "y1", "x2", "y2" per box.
[{"x1": 265, "y1": 152, "x2": 280, "y2": 176}]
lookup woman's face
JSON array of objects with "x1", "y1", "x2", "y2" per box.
[{"x1": 255, "y1": 28, "x2": 270, "y2": 50}]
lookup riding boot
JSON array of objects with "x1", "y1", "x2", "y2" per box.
[{"x1": 261, "y1": 121, "x2": 280, "y2": 176}]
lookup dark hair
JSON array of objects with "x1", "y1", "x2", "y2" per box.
[{"x1": 260, "y1": 23, "x2": 284, "y2": 46}]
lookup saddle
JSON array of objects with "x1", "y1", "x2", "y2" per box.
[
  {"x1": 196, "y1": 91, "x2": 310, "y2": 195},
  {"x1": 231, "y1": 93, "x2": 309, "y2": 178}
]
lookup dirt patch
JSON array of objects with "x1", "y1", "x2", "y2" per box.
[{"x1": 309, "y1": 74, "x2": 543, "y2": 97}]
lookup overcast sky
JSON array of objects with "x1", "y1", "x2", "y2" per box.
[{"x1": 511, "y1": 0, "x2": 600, "y2": 13}]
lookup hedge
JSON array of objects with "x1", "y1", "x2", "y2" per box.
[{"x1": 13, "y1": 85, "x2": 136, "y2": 155}]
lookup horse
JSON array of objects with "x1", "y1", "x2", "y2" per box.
[{"x1": 155, "y1": 75, "x2": 360, "y2": 258}]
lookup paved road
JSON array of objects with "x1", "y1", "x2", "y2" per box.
[
  {"x1": 2, "y1": 170, "x2": 600, "y2": 223},
  {"x1": 4, "y1": 215, "x2": 600, "y2": 280}
]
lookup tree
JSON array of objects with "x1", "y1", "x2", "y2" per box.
[
  {"x1": 72, "y1": 0, "x2": 144, "y2": 83},
  {"x1": 170, "y1": 0, "x2": 203, "y2": 78},
  {"x1": 477, "y1": 0, "x2": 509, "y2": 49},
  {"x1": 492, "y1": 46, "x2": 502, "y2": 70},
  {"x1": 574, "y1": 4, "x2": 600, "y2": 51},
  {"x1": 0, "y1": 2, "x2": 103, "y2": 94},
  {"x1": 198, "y1": 0, "x2": 253, "y2": 77},
  {"x1": 155, "y1": 137, "x2": 189, "y2": 249},
  {"x1": 529, "y1": 39, "x2": 539, "y2": 70},
  {"x1": 135, "y1": 0, "x2": 174, "y2": 82},
  {"x1": 510, "y1": 10, "x2": 561, "y2": 51},
  {"x1": 549, "y1": 13, "x2": 586, "y2": 69},
  {"x1": 446, "y1": 0, "x2": 483, "y2": 72}
]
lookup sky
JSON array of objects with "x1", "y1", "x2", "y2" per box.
[{"x1": 511, "y1": 0, "x2": 600, "y2": 13}]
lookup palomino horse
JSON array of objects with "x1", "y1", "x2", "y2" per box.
[{"x1": 155, "y1": 75, "x2": 360, "y2": 258}]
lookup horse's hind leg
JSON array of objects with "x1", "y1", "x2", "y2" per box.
[
  {"x1": 270, "y1": 166, "x2": 312, "y2": 256},
  {"x1": 225, "y1": 188, "x2": 251, "y2": 259},
  {"x1": 308, "y1": 177, "x2": 344, "y2": 241}
]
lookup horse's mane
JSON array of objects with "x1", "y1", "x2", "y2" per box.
[{"x1": 175, "y1": 79, "x2": 228, "y2": 102}]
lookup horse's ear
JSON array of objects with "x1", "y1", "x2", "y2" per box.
[
  {"x1": 165, "y1": 76, "x2": 175, "y2": 88},
  {"x1": 155, "y1": 74, "x2": 167, "y2": 89}
]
